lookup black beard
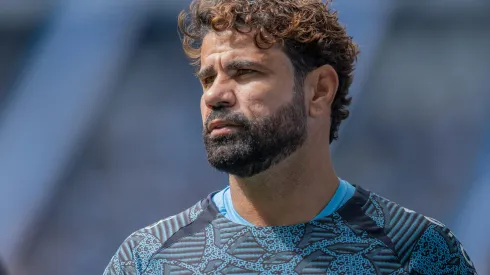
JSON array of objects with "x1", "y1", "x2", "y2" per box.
[{"x1": 202, "y1": 88, "x2": 307, "y2": 178}]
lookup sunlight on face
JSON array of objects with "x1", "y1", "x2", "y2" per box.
[{"x1": 199, "y1": 30, "x2": 308, "y2": 177}]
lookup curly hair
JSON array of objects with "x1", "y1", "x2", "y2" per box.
[{"x1": 178, "y1": 0, "x2": 359, "y2": 143}]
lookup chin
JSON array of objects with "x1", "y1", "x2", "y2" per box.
[
  {"x1": 211, "y1": 163, "x2": 266, "y2": 178},
  {"x1": 207, "y1": 150, "x2": 278, "y2": 178}
]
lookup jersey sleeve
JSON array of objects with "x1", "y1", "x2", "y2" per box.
[
  {"x1": 408, "y1": 218, "x2": 478, "y2": 274},
  {"x1": 103, "y1": 231, "x2": 163, "y2": 275},
  {"x1": 103, "y1": 251, "x2": 132, "y2": 275}
]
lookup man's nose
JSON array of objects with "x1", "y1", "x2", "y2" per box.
[{"x1": 202, "y1": 79, "x2": 236, "y2": 109}]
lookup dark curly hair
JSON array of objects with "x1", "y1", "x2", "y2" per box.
[{"x1": 178, "y1": 0, "x2": 359, "y2": 143}]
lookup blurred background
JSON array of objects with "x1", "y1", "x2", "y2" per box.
[{"x1": 0, "y1": 0, "x2": 489, "y2": 274}]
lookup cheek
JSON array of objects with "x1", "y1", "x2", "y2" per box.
[
  {"x1": 200, "y1": 97, "x2": 208, "y2": 123},
  {"x1": 235, "y1": 85, "x2": 267, "y2": 118},
  {"x1": 246, "y1": 102, "x2": 271, "y2": 118},
  {"x1": 244, "y1": 83, "x2": 294, "y2": 117}
]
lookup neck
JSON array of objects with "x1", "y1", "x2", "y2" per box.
[{"x1": 228, "y1": 140, "x2": 339, "y2": 226}]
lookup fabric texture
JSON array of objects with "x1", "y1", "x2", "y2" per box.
[{"x1": 104, "y1": 185, "x2": 477, "y2": 274}]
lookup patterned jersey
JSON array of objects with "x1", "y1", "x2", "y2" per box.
[{"x1": 104, "y1": 186, "x2": 477, "y2": 274}]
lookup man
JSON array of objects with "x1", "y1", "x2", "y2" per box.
[{"x1": 104, "y1": 0, "x2": 477, "y2": 274}]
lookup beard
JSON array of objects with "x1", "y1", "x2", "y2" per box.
[{"x1": 202, "y1": 85, "x2": 307, "y2": 178}]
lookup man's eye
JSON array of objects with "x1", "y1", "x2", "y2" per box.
[
  {"x1": 202, "y1": 76, "x2": 216, "y2": 87},
  {"x1": 236, "y1": 69, "x2": 255, "y2": 76}
]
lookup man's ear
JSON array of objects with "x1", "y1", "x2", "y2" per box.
[{"x1": 307, "y1": 64, "x2": 339, "y2": 117}]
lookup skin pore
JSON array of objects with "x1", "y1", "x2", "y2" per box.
[{"x1": 199, "y1": 30, "x2": 341, "y2": 227}]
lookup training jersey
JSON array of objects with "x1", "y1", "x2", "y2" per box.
[
  {"x1": 104, "y1": 185, "x2": 477, "y2": 274},
  {"x1": 212, "y1": 179, "x2": 356, "y2": 225}
]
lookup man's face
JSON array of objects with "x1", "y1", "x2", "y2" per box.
[{"x1": 199, "y1": 30, "x2": 307, "y2": 178}]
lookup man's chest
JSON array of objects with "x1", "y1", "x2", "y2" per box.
[{"x1": 142, "y1": 222, "x2": 404, "y2": 274}]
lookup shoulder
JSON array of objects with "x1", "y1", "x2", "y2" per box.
[
  {"x1": 103, "y1": 199, "x2": 207, "y2": 275},
  {"x1": 408, "y1": 217, "x2": 477, "y2": 274},
  {"x1": 362, "y1": 189, "x2": 477, "y2": 274}
]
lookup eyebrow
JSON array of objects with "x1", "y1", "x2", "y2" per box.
[{"x1": 196, "y1": 60, "x2": 266, "y2": 79}]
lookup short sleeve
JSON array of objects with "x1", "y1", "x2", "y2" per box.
[
  {"x1": 408, "y1": 218, "x2": 478, "y2": 274},
  {"x1": 103, "y1": 231, "x2": 162, "y2": 275}
]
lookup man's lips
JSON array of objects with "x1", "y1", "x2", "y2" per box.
[{"x1": 207, "y1": 120, "x2": 241, "y2": 134}]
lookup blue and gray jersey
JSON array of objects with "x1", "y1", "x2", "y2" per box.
[{"x1": 104, "y1": 186, "x2": 477, "y2": 274}]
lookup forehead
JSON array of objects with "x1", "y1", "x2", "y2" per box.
[{"x1": 200, "y1": 30, "x2": 288, "y2": 67}]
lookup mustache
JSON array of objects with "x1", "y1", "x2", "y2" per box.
[{"x1": 204, "y1": 109, "x2": 250, "y2": 133}]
